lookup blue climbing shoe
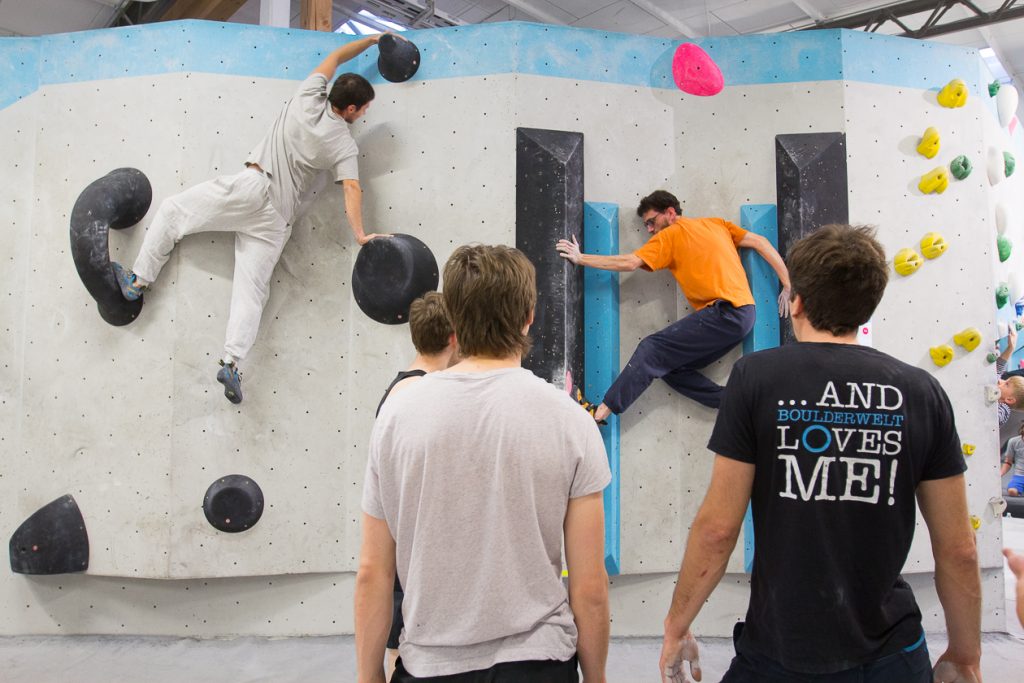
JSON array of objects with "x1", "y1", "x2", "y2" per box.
[
  {"x1": 111, "y1": 262, "x2": 143, "y2": 301},
  {"x1": 217, "y1": 360, "x2": 243, "y2": 404}
]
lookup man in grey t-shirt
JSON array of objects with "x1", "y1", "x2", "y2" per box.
[
  {"x1": 112, "y1": 35, "x2": 387, "y2": 404},
  {"x1": 356, "y1": 245, "x2": 611, "y2": 683}
]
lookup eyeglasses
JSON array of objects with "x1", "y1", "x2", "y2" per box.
[{"x1": 643, "y1": 212, "x2": 662, "y2": 229}]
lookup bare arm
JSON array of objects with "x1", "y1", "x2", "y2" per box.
[
  {"x1": 737, "y1": 233, "x2": 790, "y2": 289},
  {"x1": 661, "y1": 456, "x2": 753, "y2": 682},
  {"x1": 354, "y1": 513, "x2": 396, "y2": 683},
  {"x1": 917, "y1": 475, "x2": 981, "y2": 681},
  {"x1": 1003, "y1": 549, "x2": 1024, "y2": 627},
  {"x1": 342, "y1": 179, "x2": 386, "y2": 246},
  {"x1": 564, "y1": 491, "x2": 609, "y2": 683},
  {"x1": 313, "y1": 36, "x2": 381, "y2": 80},
  {"x1": 738, "y1": 232, "x2": 791, "y2": 317},
  {"x1": 556, "y1": 236, "x2": 643, "y2": 272},
  {"x1": 1000, "y1": 324, "x2": 1017, "y2": 363}
]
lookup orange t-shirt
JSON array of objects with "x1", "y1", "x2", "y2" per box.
[{"x1": 634, "y1": 217, "x2": 755, "y2": 311}]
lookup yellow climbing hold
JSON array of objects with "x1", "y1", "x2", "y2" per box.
[
  {"x1": 917, "y1": 127, "x2": 941, "y2": 158},
  {"x1": 962, "y1": 444, "x2": 975, "y2": 456},
  {"x1": 920, "y1": 232, "x2": 947, "y2": 259},
  {"x1": 953, "y1": 327, "x2": 981, "y2": 352},
  {"x1": 937, "y1": 78, "x2": 968, "y2": 108},
  {"x1": 930, "y1": 345, "x2": 954, "y2": 367},
  {"x1": 970, "y1": 514, "x2": 981, "y2": 530},
  {"x1": 893, "y1": 248, "x2": 923, "y2": 276},
  {"x1": 892, "y1": 248, "x2": 925, "y2": 274},
  {"x1": 919, "y1": 167, "x2": 949, "y2": 194}
]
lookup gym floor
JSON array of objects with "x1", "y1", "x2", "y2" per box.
[{"x1": 3, "y1": 518, "x2": 1023, "y2": 683}]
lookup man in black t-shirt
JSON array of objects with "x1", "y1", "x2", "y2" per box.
[{"x1": 658, "y1": 225, "x2": 981, "y2": 683}]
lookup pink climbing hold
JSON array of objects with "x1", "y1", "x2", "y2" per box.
[
  {"x1": 1011, "y1": 116, "x2": 1019, "y2": 135},
  {"x1": 672, "y1": 43, "x2": 724, "y2": 96}
]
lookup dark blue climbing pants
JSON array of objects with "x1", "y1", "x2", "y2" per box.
[
  {"x1": 603, "y1": 301, "x2": 755, "y2": 413},
  {"x1": 721, "y1": 633, "x2": 931, "y2": 682}
]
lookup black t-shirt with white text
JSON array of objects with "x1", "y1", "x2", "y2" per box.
[{"x1": 708, "y1": 342, "x2": 965, "y2": 674}]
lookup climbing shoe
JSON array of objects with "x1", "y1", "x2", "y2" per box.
[
  {"x1": 573, "y1": 386, "x2": 607, "y2": 425},
  {"x1": 217, "y1": 360, "x2": 243, "y2": 404},
  {"x1": 111, "y1": 262, "x2": 144, "y2": 301}
]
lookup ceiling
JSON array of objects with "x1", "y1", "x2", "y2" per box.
[{"x1": 2, "y1": 0, "x2": 1022, "y2": 110}]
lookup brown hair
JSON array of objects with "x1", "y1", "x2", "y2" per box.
[
  {"x1": 787, "y1": 224, "x2": 888, "y2": 336},
  {"x1": 636, "y1": 190, "x2": 682, "y2": 217},
  {"x1": 443, "y1": 244, "x2": 536, "y2": 359},
  {"x1": 408, "y1": 292, "x2": 453, "y2": 356}
]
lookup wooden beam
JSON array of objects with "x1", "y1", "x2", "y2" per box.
[
  {"x1": 161, "y1": 0, "x2": 249, "y2": 23},
  {"x1": 302, "y1": 0, "x2": 332, "y2": 32}
]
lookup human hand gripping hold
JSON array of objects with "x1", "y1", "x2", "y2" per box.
[
  {"x1": 777, "y1": 285, "x2": 792, "y2": 319},
  {"x1": 358, "y1": 233, "x2": 390, "y2": 246},
  {"x1": 659, "y1": 629, "x2": 702, "y2": 683},
  {"x1": 556, "y1": 235, "x2": 583, "y2": 265}
]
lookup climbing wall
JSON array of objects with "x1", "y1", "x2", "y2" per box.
[
  {"x1": 0, "y1": 21, "x2": 1014, "y2": 636},
  {"x1": 842, "y1": 32, "x2": 1015, "y2": 631}
]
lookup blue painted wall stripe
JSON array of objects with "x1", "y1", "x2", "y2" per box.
[
  {"x1": 583, "y1": 201, "x2": 621, "y2": 576},
  {"x1": 739, "y1": 204, "x2": 781, "y2": 573},
  {"x1": 0, "y1": 37, "x2": 40, "y2": 111},
  {"x1": 0, "y1": 20, "x2": 989, "y2": 112}
]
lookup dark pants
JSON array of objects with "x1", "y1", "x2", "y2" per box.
[
  {"x1": 387, "y1": 576, "x2": 404, "y2": 649},
  {"x1": 722, "y1": 625, "x2": 931, "y2": 683},
  {"x1": 603, "y1": 301, "x2": 755, "y2": 413},
  {"x1": 392, "y1": 655, "x2": 578, "y2": 683}
]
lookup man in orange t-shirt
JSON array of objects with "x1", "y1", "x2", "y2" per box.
[{"x1": 556, "y1": 190, "x2": 790, "y2": 422}]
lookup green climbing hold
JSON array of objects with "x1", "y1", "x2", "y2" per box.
[
  {"x1": 950, "y1": 155, "x2": 972, "y2": 180},
  {"x1": 998, "y1": 235, "x2": 1013, "y2": 262},
  {"x1": 990, "y1": 80, "x2": 1002, "y2": 97},
  {"x1": 997, "y1": 282, "x2": 1010, "y2": 308},
  {"x1": 987, "y1": 352, "x2": 999, "y2": 364},
  {"x1": 1007, "y1": 152, "x2": 1016, "y2": 178}
]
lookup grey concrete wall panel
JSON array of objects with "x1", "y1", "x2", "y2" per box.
[
  {"x1": 516, "y1": 127, "x2": 584, "y2": 389},
  {"x1": 69, "y1": 168, "x2": 152, "y2": 326},
  {"x1": 9, "y1": 495, "x2": 88, "y2": 575},
  {"x1": 351, "y1": 234, "x2": 439, "y2": 325}
]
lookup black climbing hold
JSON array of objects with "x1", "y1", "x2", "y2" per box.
[
  {"x1": 9, "y1": 495, "x2": 89, "y2": 575},
  {"x1": 203, "y1": 475, "x2": 264, "y2": 534},
  {"x1": 516, "y1": 127, "x2": 584, "y2": 390},
  {"x1": 69, "y1": 167, "x2": 152, "y2": 326},
  {"x1": 378, "y1": 33, "x2": 420, "y2": 83},
  {"x1": 352, "y1": 234, "x2": 439, "y2": 325},
  {"x1": 775, "y1": 132, "x2": 848, "y2": 345}
]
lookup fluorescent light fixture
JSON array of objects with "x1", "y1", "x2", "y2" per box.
[
  {"x1": 980, "y1": 47, "x2": 1012, "y2": 83},
  {"x1": 359, "y1": 9, "x2": 407, "y2": 32}
]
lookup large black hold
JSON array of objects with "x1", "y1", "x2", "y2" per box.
[
  {"x1": 9, "y1": 495, "x2": 89, "y2": 575},
  {"x1": 377, "y1": 33, "x2": 420, "y2": 83},
  {"x1": 515, "y1": 127, "x2": 584, "y2": 391},
  {"x1": 352, "y1": 233, "x2": 439, "y2": 325},
  {"x1": 203, "y1": 475, "x2": 265, "y2": 533},
  {"x1": 69, "y1": 167, "x2": 152, "y2": 326},
  {"x1": 775, "y1": 132, "x2": 849, "y2": 345}
]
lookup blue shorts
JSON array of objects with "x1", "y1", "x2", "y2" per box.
[{"x1": 1008, "y1": 476, "x2": 1024, "y2": 493}]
